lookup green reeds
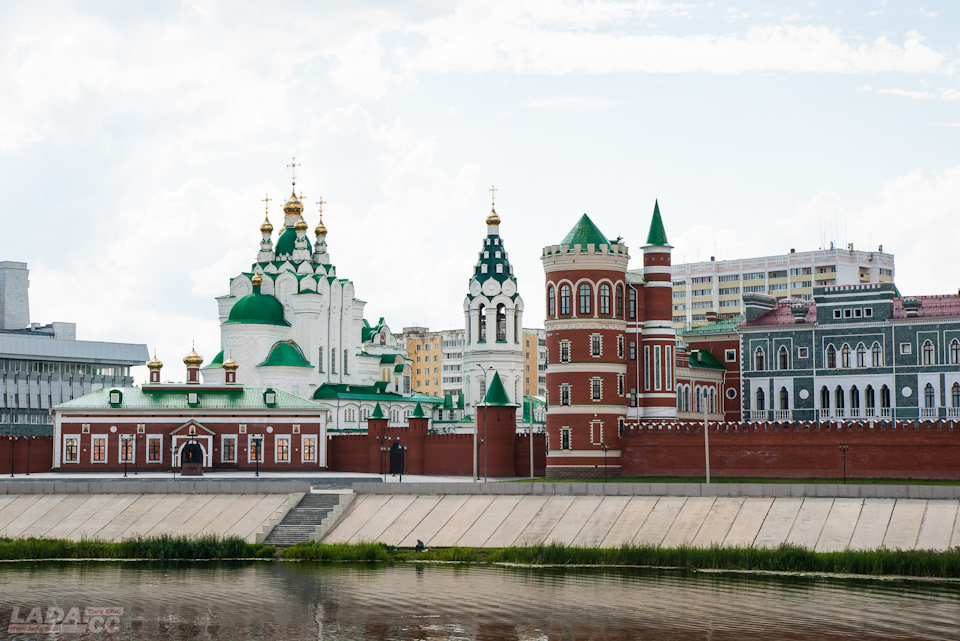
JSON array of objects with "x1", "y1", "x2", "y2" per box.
[
  {"x1": 0, "y1": 535, "x2": 274, "y2": 560},
  {"x1": 281, "y1": 541, "x2": 394, "y2": 561}
]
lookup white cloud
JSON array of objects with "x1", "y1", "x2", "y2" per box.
[
  {"x1": 875, "y1": 87, "x2": 960, "y2": 100},
  {"x1": 522, "y1": 96, "x2": 625, "y2": 108}
]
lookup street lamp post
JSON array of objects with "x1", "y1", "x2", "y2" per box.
[
  {"x1": 839, "y1": 442, "x2": 850, "y2": 484},
  {"x1": 254, "y1": 438, "x2": 261, "y2": 477},
  {"x1": 170, "y1": 443, "x2": 177, "y2": 481},
  {"x1": 602, "y1": 442, "x2": 609, "y2": 484}
]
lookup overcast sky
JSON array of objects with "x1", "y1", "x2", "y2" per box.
[{"x1": 3, "y1": 0, "x2": 959, "y2": 381}]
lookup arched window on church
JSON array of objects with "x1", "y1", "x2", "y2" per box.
[
  {"x1": 755, "y1": 387, "x2": 765, "y2": 412},
  {"x1": 616, "y1": 284, "x2": 624, "y2": 318},
  {"x1": 578, "y1": 283, "x2": 592, "y2": 316},
  {"x1": 496, "y1": 304, "x2": 507, "y2": 342},
  {"x1": 343, "y1": 349, "x2": 349, "y2": 375},
  {"x1": 547, "y1": 286, "x2": 555, "y2": 317},
  {"x1": 559, "y1": 285, "x2": 571, "y2": 316},
  {"x1": 318, "y1": 347, "x2": 324, "y2": 373},
  {"x1": 826, "y1": 344, "x2": 837, "y2": 369},
  {"x1": 478, "y1": 304, "x2": 486, "y2": 342},
  {"x1": 628, "y1": 287, "x2": 636, "y2": 319}
]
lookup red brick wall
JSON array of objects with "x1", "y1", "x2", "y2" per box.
[
  {"x1": 621, "y1": 421, "x2": 960, "y2": 479},
  {"x1": 327, "y1": 434, "x2": 370, "y2": 472},
  {"x1": 423, "y1": 434, "x2": 474, "y2": 476},
  {"x1": 0, "y1": 436, "x2": 53, "y2": 475},
  {"x1": 514, "y1": 433, "x2": 546, "y2": 477}
]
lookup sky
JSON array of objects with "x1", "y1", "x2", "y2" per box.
[{"x1": 2, "y1": 0, "x2": 959, "y2": 382}]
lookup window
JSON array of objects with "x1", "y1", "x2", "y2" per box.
[
  {"x1": 629, "y1": 288, "x2": 636, "y2": 319},
  {"x1": 881, "y1": 385, "x2": 891, "y2": 413},
  {"x1": 820, "y1": 386, "x2": 830, "y2": 413},
  {"x1": 120, "y1": 437, "x2": 134, "y2": 464},
  {"x1": 841, "y1": 344, "x2": 851, "y2": 368},
  {"x1": 826, "y1": 345, "x2": 837, "y2": 369},
  {"x1": 850, "y1": 386, "x2": 860, "y2": 415},
  {"x1": 755, "y1": 388, "x2": 765, "y2": 412},
  {"x1": 778, "y1": 346, "x2": 788, "y2": 370},
  {"x1": 559, "y1": 341, "x2": 571, "y2": 363},
  {"x1": 560, "y1": 384, "x2": 571, "y2": 406},
  {"x1": 833, "y1": 310, "x2": 842, "y2": 319},
  {"x1": 221, "y1": 436, "x2": 236, "y2": 463},
  {"x1": 317, "y1": 347, "x2": 324, "y2": 372},
  {"x1": 754, "y1": 347, "x2": 765, "y2": 371},
  {"x1": 591, "y1": 335, "x2": 601, "y2": 357},
  {"x1": 616, "y1": 285, "x2": 624, "y2": 317},
  {"x1": 599, "y1": 283, "x2": 611, "y2": 315},
  {"x1": 331, "y1": 349, "x2": 336, "y2": 374},
  {"x1": 856, "y1": 343, "x2": 866, "y2": 368},
  {"x1": 644, "y1": 346, "x2": 651, "y2": 390},
  {"x1": 276, "y1": 436, "x2": 290, "y2": 463},
  {"x1": 872, "y1": 342, "x2": 883, "y2": 367},
  {"x1": 559, "y1": 285, "x2": 572, "y2": 315},
  {"x1": 951, "y1": 340, "x2": 960, "y2": 365},
  {"x1": 665, "y1": 346, "x2": 672, "y2": 390},
  {"x1": 835, "y1": 386, "x2": 844, "y2": 411},
  {"x1": 865, "y1": 386, "x2": 875, "y2": 415},
  {"x1": 591, "y1": 378, "x2": 602, "y2": 400},
  {"x1": 617, "y1": 374, "x2": 624, "y2": 396},
  {"x1": 953, "y1": 383, "x2": 960, "y2": 408},
  {"x1": 478, "y1": 304, "x2": 486, "y2": 341},
  {"x1": 797, "y1": 347, "x2": 809, "y2": 359},
  {"x1": 578, "y1": 283, "x2": 592, "y2": 315},
  {"x1": 922, "y1": 340, "x2": 935, "y2": 365},
  {"x1": 249, "y1": 435, "x2": 264, "y2": 463},
  {"x1": 547, "y1": 286, "x2": 555, "y2": 317},
  {"x1": 64, "y1": 437, "x2": 79, "y2": 463},
  {"x1": 302, "y1": 436, "x2": 317, "y2": 463},
  {"x1": 496, "y1": 304, "x2": 507, "y2": 342},
  {"x1": 617, "y1": 335, "x2": 624, "y2": 358},
  {"x1": 92, "y1": 436, "x2": 106, "y2": 463},
  {"x1": 654, "y1": 346, "x2": 662, "y2": 391},
  {"x1": 343, "y1": 350, "x2": 349, "y2": 375},
  {"x1": 629, "y1": 341, "x2": 636, "y2": 361},
  {"x1": 560, "y1": 428, "x2": 571, "y2": 450},
  {"x1": 725, "y1": 349, "x2": 737, "y2": 362},
  {"x1": 900, "y1": 343, "x2": 912, "y2": 355},
  {"x1": 629, "y1": 387, "x2": 637, "y2": 408},
  {"x1": 925, "y1": 383, "x2": 936, "y2": 409}
]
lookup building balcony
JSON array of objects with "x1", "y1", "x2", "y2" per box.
[
  {"x1": 880, "y1": 408, "x2": 892, "y2": 418},
  {"x1": 920, "y1": 408, "x2": 938, "y2": 419},
  {"x1": 773, "y1": 410, "x2": 791, "y2": 420},
  {"x1": 749, "y1": 410, "x2": 767, "y2": 421},
  {"x1": 818, "y1": 409, "x2": 830, "y2": 419},
  {"x1": 948, "y1": 407, "x2": 960, "y2": 419},
  {"x1": 849, "y1": 408, "x2": 860, "y2": 418}
]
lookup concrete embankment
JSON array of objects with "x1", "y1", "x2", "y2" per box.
[
  {"x1": 323, "y1": 482, "x2": 960, "y2": 552},
  {"x1": 0, "y1": 480, "x2": 316, "y2": 543}
]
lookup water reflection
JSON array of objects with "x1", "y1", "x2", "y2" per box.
[{"x1": 0, "y1": 561, "x2": 956, "y2": 640}]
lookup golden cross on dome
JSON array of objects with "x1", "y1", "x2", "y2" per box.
[
  {"x1": 261, "y1": 194, "x2": 271, "y2": 213},
  {"x1": 287, "y1": 157, "x2": 300, "y2": 185},
  {"x1": 489, "y1": 185, "x2": 497, "y2": 207},
  {"x1": 316, "y1": 197, "x2": 325, "y2": 215},
  {"x1": 299, "y1": 190, "x2": 306, "y2": 203}
]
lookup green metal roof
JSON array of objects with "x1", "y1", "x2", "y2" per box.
[
  {"x1": 472, "y1": 234, "x2": 515, "y2": 286},
  {"x1": 645, "y1": 200, "x2": 670, "y2": 246},
  {"x1": 442, "y1": 393, "x2": 454, "y2": 409},
  {"x1": 626, "y1": 272, "x2": 645, "y2": 284},
  {"x1": 411, "y1": 402, "x2": 425, "y2": 418},
  {"x1": 371, "y1": 402, "x2": 385, "y2": 419},
  {"x1": 521, "y1": 395, "x2": 546, "y2": 424},
  {"x1": 258, "y1": 340, "x2": 312, "y2": 368},
  {"x1": 203, "y1": 350, "x2": 224, "y2": 370},
  {"x1": 680, "y1": 314, "x2": 744, "y2": 336},
  {"x1": 313, "y1": 384, "x2": 442, "y2": 405},
  {"x1": 688, "y1": 349, "x2": 726, "y2": 370},
  {"x1": 482, "y1": 371, "x2": 514, "y2": 406},
  {"x1": 274, "y1": 226, "x2": 312, "y2": 259},
  {"x1": 226, "y1": 286, "x2": 289, "y2": 326},
  {"x1": 380, "y1": 354, "x2": 401, "y2": 364},
  {"x1": 54, "y1": 386, "x2": 323, "y2": 411},
  {"x1": 560, "y1": 214, "x2": 609, "y2": 247},
  {"x1": 457, "y1": 394, "x2": 465, "y2": 409}
]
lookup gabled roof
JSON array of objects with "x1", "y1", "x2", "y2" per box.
[
  {"x1": 560, "y1": 214, "x2": 609, "y2": 247},
  {"x1": 892, "y1": 295, "x2": 960, "y2": 319},
  {"x1": 482, "y1": 371, "x2": 515, "y2": 406},
  {"x1": 312, "y1": 384, "x2": 442, "y2": 404},
  {"x1": 681, "y1": 315, "x2": 744, "y2": 336},
  {"x1": 645, "y1": 200, "x2": 670, "y2": 246},
  {"x1": 687, "y1": 349, "x2": 726, "y2": 370},
  {"x1": 54, "y1": 386, "x2": 323, "y2": 411},
  {"x1": 258, "y1": 340, "x2": 312, "y2": 367}
]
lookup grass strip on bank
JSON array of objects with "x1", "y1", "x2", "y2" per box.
[
  {"x1": 0, "y1": 535, "x2": 275, "y2": 560},
  {"x1": 281, "y1": 541, "x2": 960, "y2": 578},
  {"x1": 512, "y1": 476, "x2": 960, "y2": 485}
]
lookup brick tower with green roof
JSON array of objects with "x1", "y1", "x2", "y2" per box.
[
  {"x1": 462, "y1": 191, "x2": 525, "y2": 423},
  {"x1": 640, "y1": 200, "x2": 678, "y2": 419}
]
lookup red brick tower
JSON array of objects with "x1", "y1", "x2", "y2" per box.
[
  {"x1": 639, "y1": 201, "x2": 677, "y2": 419},
  {"x1": 541, "y1": 214, "x2": 630, "y2": 478}
]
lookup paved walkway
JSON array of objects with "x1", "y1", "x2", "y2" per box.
[{"x1": 324, "y1": 494, "x2": 960, "y2": 552}]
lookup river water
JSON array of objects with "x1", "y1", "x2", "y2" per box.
[{"x1": 0, "y1": 562, "x2": 957, "y2": 640}]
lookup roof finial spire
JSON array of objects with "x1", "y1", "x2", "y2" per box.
[
  {"x1": 260, "y1": 194, "x2": 273, "y2": 234},
  {"x1": 315, "y1": 198, "x2": 327, "y2": 237},
  {"x1": 287, "y1": 156, "x2": 300, "y2": 190},
  {"x1": 486, "y1": 185, "x2": 501, "y2": 226}
]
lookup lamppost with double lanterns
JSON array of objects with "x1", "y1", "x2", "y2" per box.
[
  {"x1": 838, "y1": 442, "x2": 850, "y2": 484},
  {"x1": 601, "y1": 442, "x2": 609, "y2": 483}
]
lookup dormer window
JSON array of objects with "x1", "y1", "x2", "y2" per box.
[
  {"x1": 109, "y1": 390, "x2": 122, "y2": 405},
  {"x1": 481, "y1": 265, "x2": 488, "y2": 274},
  {"x1": 187, "y1": 392, "x2": 199, "y2": 405},
  {"x1": 496, "y1": 264, "x2": 503, "y2": 273},
  {"x1": 264, "y1": 389, "x2": 277, "y2": 405}
]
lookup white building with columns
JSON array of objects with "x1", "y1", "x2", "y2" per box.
[{"x1": 462, "y1": 202, "x2": 525, "y2": 416}]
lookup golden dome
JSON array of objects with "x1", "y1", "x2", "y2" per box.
[
  {"x1": 252, "y1": 270, "x2": 262, "y2": 287},
  {"x1": 486, "y1": 206, "x2": 501, "y2": 226},
  {"x1": 260, "y1": 214, "x2": 273, "y2": 234},
  {"x1": 146, "y1": 352, "x2": 163, "y2": 370},
  {"x1": 183, "y1": 344, "x2": 203, "y2": 367},
  {"x1": 283, "y1": 188, "x2": 303, "y2": 216},
  {"x1": 315, "y1": 214, "x2": 327, "y2": 237},
  {"x1": 295, "y1": 214, "x2": 308, "y2": 232},
  {"x1": 223, "y1": 355, "x2": 239, "y2": 371}
]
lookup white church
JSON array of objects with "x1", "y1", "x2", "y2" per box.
[{"x1": 202, "y1": 167, "x2": 525, "y2": 432}]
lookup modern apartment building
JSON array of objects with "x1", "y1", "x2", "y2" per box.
[
  {"x1": 0, "y1": 262, "x2": 149, "y2": 436},
  {"x1": 654, "y1": 245, "x2": 895, "y2": 329},
  {"x1": 522, "y1": 328, "x2": 547, "y2": 398}
]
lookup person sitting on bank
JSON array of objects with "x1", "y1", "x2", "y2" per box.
[{"x1": 415, "y1": 539, "x2": 425, "y2": 552}]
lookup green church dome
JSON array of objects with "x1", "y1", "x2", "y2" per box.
[
  {"x1": 226, "y1": 287, "x2": 289, "y2": 326},
  {"x1": 275, "y1": 227, "x2": 311, "y2": 259}
]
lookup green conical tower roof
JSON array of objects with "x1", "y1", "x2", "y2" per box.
[
  {"x1": 411, "y1": 402, "x2": 425, "y2": 419},
  {"x1": 481, "y1": 371, "x2": 513, "y2": 406},
  {"x1": 560, "y1": 214, "x2": 609, "y2": 247},
  {"x1": 645, "y1": 200, "x2": 670, "y2": 246},
  {"x1": 371, "y1": 402, "x2": 384, "y2": 420}
]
